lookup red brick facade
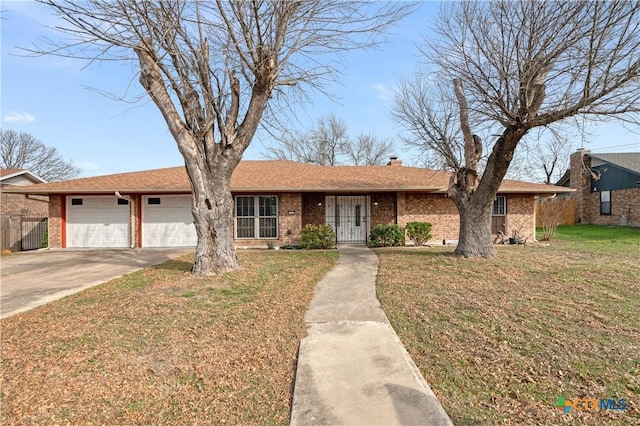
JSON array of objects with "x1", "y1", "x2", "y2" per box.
[
  {"x1": 0, "y1": 193, "x2": 49, "y2": 251},
  {"x1": 47, "y1": 196, "x2": 64, "y2": 249},
  {"x1": 569, "y1": 149, "x2": 640, "y2": 226},
  {"x1": 44, "y1": 191, "x2": 537, "y2": 248},
  {"x1": 400, "y1": 193, "x2": 459, "y2": 242},
  {"x1": 370, "y1": 193, "x2": 396, "y2": 228},
  {"x1": 581, "y1": 188, "x2": 640, "y2": 227},
  {"x1": 502, "y1": 194, "x2": 536, "y2": 240},
  {"x1": 301, "y1": 193, "x2": 326, "y2": 227}
]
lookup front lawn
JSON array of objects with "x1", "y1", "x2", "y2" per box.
[
  {"x1": 0, "y1": 250, "x2": 338, "y2": 425},
  {"x1": 376, "y1": 225, "x2": 640, "y2": 425}
]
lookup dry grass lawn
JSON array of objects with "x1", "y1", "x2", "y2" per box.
[
  {"x1": 376, "y1": 225, "x2": 640, "y2": 425},
  {"x1": 1, "y1": 250, "x2": 338, "y2": 425}
]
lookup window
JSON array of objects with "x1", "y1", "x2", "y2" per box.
[
  {"x1": 492, "y1": 196, "x2": 506, "y2": 216},
  {"x1": 117, "y1": 198, "x2": 129, "y2": 205},
  {"x1": 235, "y1": 195, "x2": 278, "y2": 238},
  {"x1": 71, "y1": 198, "x2": 83, "y2": 206},
  {"x1": 148, "y1": 197, "x2": 161, "y2": 205},
  {"x1": 491, "y1": 196, "x2": 506, "y2": 235},
  {"x1": 600, "y1": 190, "x2": 611, "y2": 215}
]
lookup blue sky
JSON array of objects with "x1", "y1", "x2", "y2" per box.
[{"x1": 2, "y1": 1, "x2": 638, "y2": 178}]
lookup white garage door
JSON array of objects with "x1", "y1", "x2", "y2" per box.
[
  {"x1": 67, "y1": 197, "x2": 130, "y2": 248},
  {"x1": 142, "y1": 195, "x2": 197, "y2": 247}
]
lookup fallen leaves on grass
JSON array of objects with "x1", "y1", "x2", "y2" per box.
[
  {"x1": 377, "y1": 240, "x2": 639, "y2": 426},
  {"x1": 0, "y1": 250, "x2": 338, "y2": 425}
]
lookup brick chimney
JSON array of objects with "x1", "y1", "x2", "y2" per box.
[
  {"x1": 569, "y1": 148, "x2": 592, "y2": 223},
  {"x1": 387, "y1": 156, "x2": 402, "y2": 166}
]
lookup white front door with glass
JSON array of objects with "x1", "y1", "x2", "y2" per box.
[{"x1": 325, "y1": 195, "x2": 369, "y2": 243}]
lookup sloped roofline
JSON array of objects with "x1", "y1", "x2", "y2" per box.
[
  {"x1": 0, "y1": 169, "x2": 47, "y2": 184},
  {"x1": 1, "y1": 160, "x2": 573, "y2": 196},
  {"x1": 588, "y1": 152, "x2": 640, "y2": 176}
]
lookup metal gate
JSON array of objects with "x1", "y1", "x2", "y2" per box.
[
  {"x1": 325, "y1": 195, "x2": 370, "y2": 243},
  {"x1": 21, "y1": 217, "x2": 48, "y2": 250}
]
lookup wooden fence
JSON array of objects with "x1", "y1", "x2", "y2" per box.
[
  {"x1": 1, "y1": 216, "x2": 10, "y2": 250},
  {"x1": 21, "y1": 217, "x2": 48, "y2": 251},
  {"x1": 535, "y1": 198, "x2": 576, "y2": 227}
]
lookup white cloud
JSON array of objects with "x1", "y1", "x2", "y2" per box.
[
  {"x1": 3, "y1": 112, "x2": 35, "y2": 124},
  {"x1": 77, "y1": 161, "x2": 100, "y2": 172},
  {"x1": 368, "y1": 83, "x2": 394, "y2": 102}
]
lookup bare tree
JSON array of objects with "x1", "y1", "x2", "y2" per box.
[
  {"x1": 394, "y1": 0, "x2": 640, "y2": 258},
  {"x1": 0, "y1": 129, "x2": 80, "y2": 181},
  {"x1": 264, "y1": 115, "x2": 348, "y2": 165},
  {"x1": 34, "y1": 0, "x2": 413, "y2": 275},
  {"x1": 521, "y1": 129, "x2": 576, "y2": 184},
  {"x1": 344, "y1": 133, "x2": 395, "y2": 165},
  {"x1": 309, "y1": 114, "x2": 349, "y2": 166},
  {"x1": 266, "y1": 114, "x2": 395, "y2": 165}
]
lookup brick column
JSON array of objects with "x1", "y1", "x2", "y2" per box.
[
  {"x1": 48, "y1": 196, "x2": 63, "y2": 248},
  {"x1": 569, "y1": 149, "x2": 591, "y2": 224}
]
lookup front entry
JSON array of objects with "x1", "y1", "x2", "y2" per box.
[{"x1": 325, "y1": 195, "x2": 370, "y2": 243}]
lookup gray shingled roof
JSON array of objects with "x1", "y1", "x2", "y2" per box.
[{"x1": 590, "y1": 153, "x2": 640, "y2": 174}]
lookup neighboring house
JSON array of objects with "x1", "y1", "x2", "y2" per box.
[
  {"x1": 0, "y1": 169, "x2": 49, "y2": 251},
  {"x1": 557, "y1": 149, "x2": 640, "y2": 227},
  {"x1": 2, "y1": 159, "x2": 571, "y2": 249}
]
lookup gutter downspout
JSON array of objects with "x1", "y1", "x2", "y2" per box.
[
  {"x1": 24, "y1": 194, "x2": 49, "y2": 203},
  {"x1": 115, "y1": 192, "x2": 136, "y2": 249}
]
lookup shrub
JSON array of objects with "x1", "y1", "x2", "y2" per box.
[
  {"x1": 538, "y1": 200, "x2": 570, "y2": 241},
  {"x1": 369, "y1": 224, "x2": 405, "y2": 247},
  {"x1": 406, "y1": 222, "x2": 432, "y2": 246},
  {"x1": 300, "y1": 224, "x2": 336, "y2": 249}
]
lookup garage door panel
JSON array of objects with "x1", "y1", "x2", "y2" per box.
[
  {"x1": 67, "y1": 197, "x2": 130, "y2": 248},
  {"x1": 142, "y1": 195, "x2": 196, "y2": 247}
]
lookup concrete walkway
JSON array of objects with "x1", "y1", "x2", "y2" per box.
[{"x1": 290, "y1": 245, "x2": 453, "y2": 426}]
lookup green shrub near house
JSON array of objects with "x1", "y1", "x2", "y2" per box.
[
  {"x1": 405, "y1": 222, "x2": 432, "y2": 246},
  {"x1": 300, "y1": 224, "x2": 336, "y2": 249},
  {"x1": 368, "y1": 224, "x2": 405, "y2": 247}
]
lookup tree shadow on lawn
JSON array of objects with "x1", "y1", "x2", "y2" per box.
[
  {"x1": 373, "y1": 246, "x2": 460, "y2": 259},
  {"x1": 150, "y1": 257, "x2": 193, "y2": 273}
]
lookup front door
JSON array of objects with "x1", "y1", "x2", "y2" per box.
[{"x1": 325, "y1": 195, "x2": 369, "y2": 243}]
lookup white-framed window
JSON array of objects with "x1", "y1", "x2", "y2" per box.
[
  {"x1": 235, "y1": 195, "x2": 278, "y2": 239},
  {"x1": 600, "y1": 190, "x2": 611, "y2": 215},
  {"x1": 492, "y1": 196, "x2": 506, "y2": 216}
]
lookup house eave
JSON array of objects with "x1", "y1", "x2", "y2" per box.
[{"x1": 2, "y1": 185, "x2": 575, "y2": 196}]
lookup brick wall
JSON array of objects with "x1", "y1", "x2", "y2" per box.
[
  {"x1": 48, "y1": 196, "x2": 63, "y2": 249},
  {"x1": 398, "y1": 192, "x2": 536, "y2": 242},
  {"x1": 0, "y1": 193, "x2": 49, "y2": 251},
  {"x1": 504, "y1": 194, "x2": 535, "y2": 240},
  {"x1": 278, "y1": 193, "x2": 302, "y2": 245},
  {"x1": 301, "y1": 193, "x2": 325, "y2": 226},
  {"x1": 370, "y1": 193, "x2": 396, "y2": 227},
  {"x1": 0, "y1": 193, "x2": 49, "y2": 217},
  {"x1": 569, "y1": 149, "x2": 594, "y2": 223},
  {"x1": 582, "y1": 188, "x2": 640, "y2": 227},
  {"x1": 400, "y1": 193, "x2": 459, "y2": 242}
]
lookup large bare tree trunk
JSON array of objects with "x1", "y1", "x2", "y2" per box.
[
  {"x1": 136, "y1": 42, "x2": 269, "y2": 276},
  {"x1": 187, "y1": 162, "x2": 239, "y2": 274},
  {"x1": 449, "y1": 78, "x2": 530, "y2": 258},
  {"x1": 451, "y1": 194, "x2": 495, "y2": 257}
]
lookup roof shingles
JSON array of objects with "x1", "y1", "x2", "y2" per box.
[{"x1": 1, "y1": 160, "x2": 571, "y2": 195}]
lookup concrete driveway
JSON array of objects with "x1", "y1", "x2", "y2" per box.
[{"x1": 0, "y1": 248, "x2": 190, "y2": 319}]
